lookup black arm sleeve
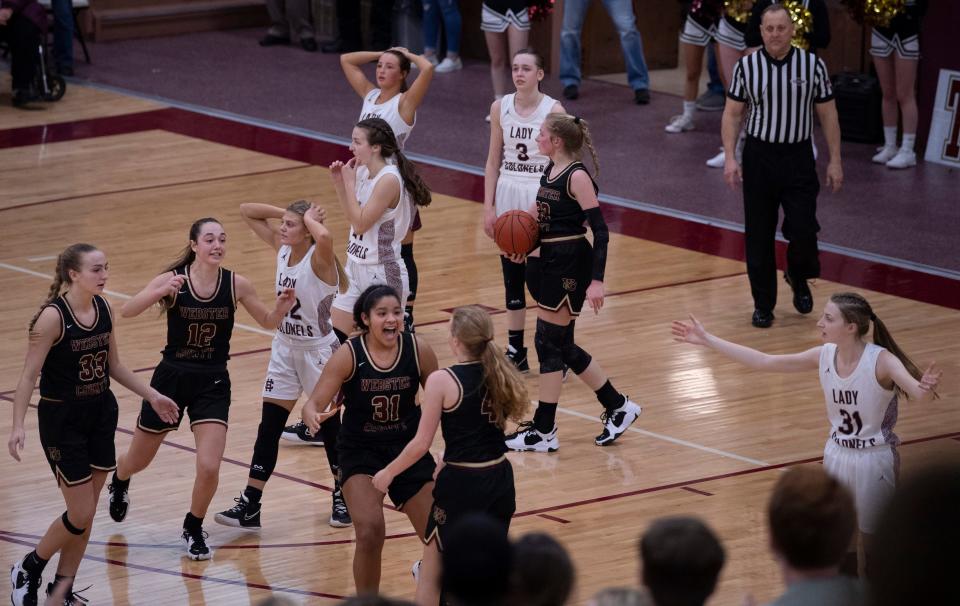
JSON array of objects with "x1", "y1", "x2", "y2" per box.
[{"x1": 584, "y1": 207, "x2": 609, "y2": 282}]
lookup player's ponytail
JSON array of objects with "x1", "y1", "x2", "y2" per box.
[
  {"x1": 451, "y1": 306, "x2": 529, "y2": 428},
  {"x1": 357, "y1": 118, "x2": 432, "y2": 208},
  {"x1": 830, "y1": 292, "x2": 933, "y2": 400},
  {"x1": 334, "y1": 255, "x2": 349, "y2": 294},
  {"x1": 159, "y1": 217, "x2": 221, "y2": 309},
  {"x1": 544, "y1": 114, "x2": 600, "y2": 179},
  {"x1": 29, "y1": 243, "x2": 98, "y2": 331}
]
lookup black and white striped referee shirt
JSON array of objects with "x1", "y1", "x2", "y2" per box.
[{"x1": 728, "y1": 46, "x2": 833, "y2": 144}]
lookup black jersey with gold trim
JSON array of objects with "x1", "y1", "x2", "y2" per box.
[
  {"x1": 39, "y1": 295, "x2": 113, "y2": 401},
  {"x1": 535, "y1": 161, "x2": 598, "y2": 238},
  {"x1": 340, "y1": 332, "x2": 422, "y2": 444},
  {"x1": 440, "y1": 362, "x2": 508, "y2": 464},
  {"x1": 161, "y1": 265, "x2": 235, "y2": 369}
]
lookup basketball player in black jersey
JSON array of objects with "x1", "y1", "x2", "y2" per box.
[
  {"x1": 302, "y1": 284, "x2": 439, "y2": 595},
  {"x1": 106, "y1": 219, "x2": 294, "y2": 561},
  {"x1": 505, "y1": 113, "x2": 643, "y2": 452},
  {"x1": 371, "y1": 305, "x2": 529, "y2": 605},
  {"x1": 8, "y1": 243, "x2": 179, "y2": 606}
]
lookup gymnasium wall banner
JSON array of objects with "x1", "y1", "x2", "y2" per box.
[{"x1": 924, "y1": 69, "x2": 960, "y2": 169}]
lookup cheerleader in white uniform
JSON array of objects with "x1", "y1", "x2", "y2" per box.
[
  {"x1": 673, "y1": 291, "x2": 941, "y2": 575},
  {"x1": 342, "y1": 46, "x2": 435, "y2": 330},
  {"x1": 329, "y1": 117, "x2": 432, "y2": 339},
  {"x1": 483, "y1": 48, "x2": 564, "y2": 371},
  {"x1": 215, "y1": 201, "x2": 354, "y2": 529}
]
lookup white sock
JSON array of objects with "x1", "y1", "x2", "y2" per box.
[
  {"x1": 900, "y1": 133, "x2": 916, "y2": 152},
  {"x1": 683, "y1": 101, "x2": 696, "y2": 119},
  {"x1": 883, "y1": 126, "x2": 897, "y2": 149}
]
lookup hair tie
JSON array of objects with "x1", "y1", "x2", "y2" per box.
[
  {"x1": 573, "y1": 116, "x2": 581, "y2": 125},
  {"x1": 869, "y1": 312, "x2": 876, "y2": 321}
]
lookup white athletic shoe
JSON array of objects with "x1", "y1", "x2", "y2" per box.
[
  {"x1": 705, "y1": 149, "x2": 726, "y2": 168},
  {"x1": 412, "y1": 560, "x2": 421, "y2": 582},
  {"x1": 664, "y1": 114, "x2": 695, "y2": 133},
  {"x1": 182, "y1": 527, "x2": 212, "y2": 561},
  {"x1": 435, "y1": 57, "x2": 462, "y2": 73},
  {"x1": 595, "y1": 399, "x2": 642, "y2": 446},
  {"x1": 885, "y1": 149, "x2": 916, "y2": 169},
  {"x1": 505, "y1": 422, "x2": 559, "y2": 452},
  {"x1": 10, "y1": 556, "x2": 42, "y2": 606},
  {"x1": 872, "y1": 146, "x2": 898, "y2": 164}
]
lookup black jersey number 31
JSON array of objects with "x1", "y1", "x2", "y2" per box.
[{"x1": 372, "y1": 394, "x2": 401, "y2": 423}]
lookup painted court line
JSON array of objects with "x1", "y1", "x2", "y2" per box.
[
  {"x1": 554, "y1": 405, "x2": 771, "y2": 467},
  {"x1": 26, "y1": 255, "x2": 58, "y2": 262},
  {"x1": 0, "y1": 262, "x2": 275, "y2": 337}
]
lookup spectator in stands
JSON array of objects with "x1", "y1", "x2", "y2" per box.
[
  {"x1": 422, "y1": 0, "x2": 462, "y2": 73},
  {"x1": 870, "y1": 464, "x2": 960, "y2": 606},
  {"x1": 639, "y1": 516, "x2": 724, "y2": 606},
  {"x1": 559, "y1": 0, "x2": 651, "y2": 105},
  {"x1": 761, "y1": 466, "x2": 865, "y2": 606},
  {"x1": 50, "y1": 0, "x2": 73, "y2": 74},
  {"x1": 323, "y1": 0, "x2": 396, "y2": 53},
  {"x1": 0, "y1": 0, "x2": 45, "y2": 107},
  {"x1": 507, "y1": 532, "x2": 576, "y2": 605},
  {"x1": 443, "y1": 513, "x2": 513, "y2": 606},
  {"x1": 259, "y1": 0, "x2": 317, "y2": 51}
]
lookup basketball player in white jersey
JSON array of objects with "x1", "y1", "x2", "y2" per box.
[
  {"x1": 214, "y1": 201, "x2": 353, "y2": 529},
  {"x1": 483, "y1": 49, "x2": 564, "y2": 372},
  {"x1": 342, "y1": 46, "x2": 435, "y2": 331},
  {"x1": 672, "y1": 291, "x2": 941, "y2": 576},
  {"x1": 329, "y1": 117, "x2": 432, "y2": 340}
]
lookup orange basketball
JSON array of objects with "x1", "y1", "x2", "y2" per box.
[{"x1": 494, "y1": 210, "x2": 540, "y2": 256}]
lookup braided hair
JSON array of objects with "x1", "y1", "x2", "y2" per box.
[
  {"x1": 356, "y1": 118, "x2": 432, "y2": 207},
  {"x1": 29, "y1": 243, "x2": 99, "y2": 331}
]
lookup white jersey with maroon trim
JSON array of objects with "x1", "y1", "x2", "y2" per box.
[
  {"x1": 274, "y1": 244, "x2": 339, "y2": 350},
  {"x1": 346, "y1": 165, "x2": 411, "y2": 266}
]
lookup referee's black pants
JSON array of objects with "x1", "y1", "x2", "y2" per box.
[{"x1": 742, "y1": 137, "x2": 821, "y2": 313}]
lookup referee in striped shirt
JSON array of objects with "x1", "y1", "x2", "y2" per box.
[{"x1": 722, "y1": 3, "x2": 842, "y2": 328}]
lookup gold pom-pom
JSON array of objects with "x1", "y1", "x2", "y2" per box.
[
  {"x1": 723, "y1": 0, "x2": 755, "y2": 25},
  {"x1": 782, "y1": 0, "x2": 813, "y2": 50},
  {"x1": 863, "y1": 0, "x2": 906, "y2": 27}
]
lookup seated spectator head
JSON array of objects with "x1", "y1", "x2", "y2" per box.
[
  {"x1": 587, "y1": 587, "x2": 652, "y2": 606},
  {"x1": 767, "y1": 466, "x2": 856, "y2": 572},
  {"x1": 442, "y1": 513, "x2": 512, "y2": 606},
  {"x1": 639, "y1": 516, "x2": 725, "y2": 606},
  {"x1": 507, "y1": 532, "x2": 576, "y2": 606},
  {"x1": 870, "y1": 464, "x2": 960, "y2": 606}
]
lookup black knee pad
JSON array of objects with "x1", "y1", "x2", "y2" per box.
[
  {"x1": 249, "y1": 402, "x2": 291, "y2": 482},
  {"x1": 401, "y1": 242, "x2": 417, "y2": 300},
  {"x1": 534, "y1": 319, "x2": 566, "y2": 374},
  {"x1": 561, "y1": 341, "x2": 592, "y2": 375},
  {"x1": 61, "y1": 511, "x2": 85, "y2": 536},
  {"x1": 500, "y1": 256, "x2": 527, "y2": 311},
  {"x1": 525, "y1": 256, "x2": 542, "y2": 304}
]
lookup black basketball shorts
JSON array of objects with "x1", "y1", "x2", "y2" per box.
[
  {"x1": 424, "y1": 458, "x2": 516, "y2": 550},
  {"x1": 38, "y1": 391, "x2": 119, "y2": 487},
  {"x1": 137, "y1": 361, "x2": 231, "y2": 433},
  {"x1": 338, "y1": 438, "x2": 436, "y2": 508},
  {"x1": 535, "y1": 237, "x2": 592, "y2": 316}
]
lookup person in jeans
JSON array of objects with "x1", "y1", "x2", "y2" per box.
[
  {"x1": 559, "y1": 0, "x2": 651, "y2": 104},
  {"x1": 422, "y1": 0, "x2": 462, "y2": 73}
]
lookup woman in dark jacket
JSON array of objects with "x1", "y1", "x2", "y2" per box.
[{"x1": 0, "y1": 0, "x2": 46, "y2": 107}]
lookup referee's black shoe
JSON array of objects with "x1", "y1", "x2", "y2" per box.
[
  {"x1": 752, "y1": 309, "x2": 775, "y2": 328},
  {"x1": 784, "y1": 274, "x2": 814, "y2": 314}
]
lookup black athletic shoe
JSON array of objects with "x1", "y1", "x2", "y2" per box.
[
  {"x1": 45, "y1": 581, "x2": 90, "y2": 605},
  {"x1": 10, "y1": 556, "x2": 42, "y2": 606},
  {"x1": 108, "y1": 473, "x2": 130, "y2": 522},
  {"x1": 181, "y1": 527, "x2": 212, "y2": 561},
  {"x1": 505, "y1": 346, "x2": 529, "y2": 373},
  {"x1": 280, "y1": 420, "x2": 325, "y2": 445},
  {"x1": 301, "y1": 37, "x2": 318, "y2": 52},
  {"x1": 329, "y1": 483, "x2": 352, "y2": 528},
  {"x1": 634, "y1": 88, "x2": 651, "y2": 105},
  {"x1": 595, "y1": 399, "x2": 642, "y2": 446},
  {"x1": 784, "y1": 274, "x2": 814, "y2": 314},
  {"x1": 214, "y1": 494, "x2": 261, "y2": 530},
  {"x1": 752, "y1": 309, "x2": 775, "y2": 328},
  {"x1": 563, "y1": 84, "x2": 579, "y2": 100}
]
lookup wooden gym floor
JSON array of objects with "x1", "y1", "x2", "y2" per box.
[{"x1": 0, "y1": 82, "x2": 957, "y2": 605}]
